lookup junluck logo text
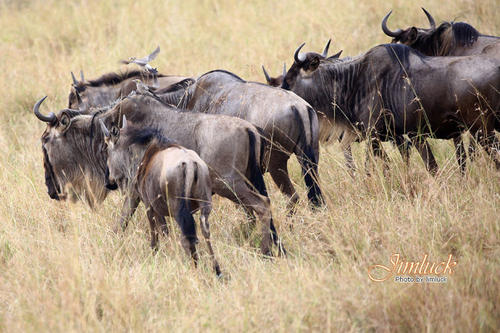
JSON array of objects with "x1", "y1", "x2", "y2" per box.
[{"x1": 368, "y1": 253, "x2": 457, "y2": 282}]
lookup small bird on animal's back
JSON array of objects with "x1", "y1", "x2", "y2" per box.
[{"x1": 120, "y1": 46, "x2": 160, "y2": 74}]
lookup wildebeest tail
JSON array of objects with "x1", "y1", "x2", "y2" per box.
[
  {"x1": 175, "y1": 162, "x2": 197, "y2": 242},
  {"x1": 293, "y1": 106, "x2": 324, "y2": 207},
  {"x1": 246, "y1": 128, "x2": 269, "y2": 197}
]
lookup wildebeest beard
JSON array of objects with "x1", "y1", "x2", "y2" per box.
[{"x1": 42, "y1": 145, "x2": 61, "y2": 200}]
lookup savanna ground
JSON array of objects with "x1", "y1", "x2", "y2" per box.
[{"x1": 0, "y1": 0, "x2": 499, "y2": 331}]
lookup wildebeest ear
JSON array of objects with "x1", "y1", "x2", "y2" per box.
[
  {"x1": 110, "y1": 126, "x2": 119, "y2": 138},
  {"x1": 408, "y1": 27, "x2": 418, "y2": 42},
  {"x1": 308, "y1": 57, "x2": 320, "y2": 71}
]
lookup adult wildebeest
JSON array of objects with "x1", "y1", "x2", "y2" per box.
[
  {"x1": 100, "y1": 117, "x2": 221, "y2": 275},
  {"x1": 381, "y1": 8, "x2": 500, "y2": 57},
  {"x1": 157, "y1": 69, "x2": 324, "y2": 209},
  {"x1": 381, "y1": 8, "x2": 500, "y2": 171},
  {"x1": 280, "y1": 42, "x2": 500, "y2": 172},
  {"x1": 68, "y1": 69, "x2": 187, "y2": 110},
  {"x1": 34, "y1": 91, "x2": 284, "y2": 256}
]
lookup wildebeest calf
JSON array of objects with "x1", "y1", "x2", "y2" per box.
[{"x1": 100, "y1": 116, "x2": 221, "y2": 276}]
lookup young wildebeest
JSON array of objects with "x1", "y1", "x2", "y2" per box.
[
  {"x1": 381, "y1": 8, "x2": 500, "y2": 57},
  {"x1": 280, "y1": 42, "x2": 500, "y2": 173},
  {"x1": 157, "y1": 70, "x2": 324, "y2": 209},
  {"x1": 382, "y1": 8, "x2": 500, "y2": 171},
  {"x1": 68, "y1": 69, "x2": 187, "y2": 110},
  {"x1": 34, "y1": 91, "x2": 284, "y2": 256},
  {"x1": 100, "y1": 117, "x2": 221, "y2": 275}
]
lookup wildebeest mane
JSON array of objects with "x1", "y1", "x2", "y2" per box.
[
  {"x1": 198, "y1": 69, "x2": 245, "y2": 82},
  {"x1": 76, "y1": 70, "x2": 165, "y2": 89},
  {"x1": 382, "y1": 44, "x2": 425, "y2": 73},
  {"x1": 124, "y1": 126, "x2": 178, "y2": 149}
]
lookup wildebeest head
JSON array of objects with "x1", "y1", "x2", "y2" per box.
[
  {"x1": 100, "y1": 115, "x2": 175, "y2": 192},
  {"x1": 34, "y1": 96, "x2": 109, "y2": 206},
  {"x1": 264, "y1": 39, "x2": 342, "y2": 88},
  {"x1": 281, "y1": 40, "x2": 342, "y2": 92},
  {"x1": 99, "y1": 116, "x2": 130, "y2": 191},
  {"x1": 381, "y1": 8, "x2": 482, "y2": 56}
]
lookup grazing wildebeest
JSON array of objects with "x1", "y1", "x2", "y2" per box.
[
  {"x1": 34, "y1": 91, "x2": 284, "y2": 256},
  {"x1": 68, "y1": 69, "x2": 187, "y2": 110},
  {"x1": 280, "y1": 42, "x2": 500, "y2": 173},
  {"x1": 157, "y1": 69, "x2": 324, "y2": 209},
  {"x1": 382, "y1": 8, "x2": 500, "y2": 171},
  {"x1": 381, "y1": 8, "x2": 500, "y2": 57},
  {"x1": 100, "y1": 117, "x2": 221, "y2": 275}
]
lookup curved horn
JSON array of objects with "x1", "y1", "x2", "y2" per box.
[
  {"x1": 71, "y1": 71, "x2": 78, "y2": 85},
  {"x1": 33, "y1": 96, "x2": 56, "y2": 123},
  {"x1": 282, "y1": 63, "x2": 287, "y2": 77},
  {"x1": 80, "y1": 70, "x2": 85, "y2": 82},
  {"x1": 421, "y1": 7, "x2": 436, "y2": 29},
  {"x1": 381, "y1": 11, "x2": 403, "y2": 37},
  {"x1": 122, "y1": 115, "x2": 127, "y2": 129},
  {"x1": 99, "y1": 119, "x2": 110, "y2": 138},
  {"x1": 294, "y1": 42, "x2": 306, "y2": 63},
  {"x1": 322, "y1": 39, "x2": 331, "y2": 57},
  {"x1": 262, "y1": 65, "x2": 271, "y2": 83}
]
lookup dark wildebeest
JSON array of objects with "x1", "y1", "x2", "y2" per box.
[
  {"x1": 68, "y1": 69, "x2": 187, "y2": 110},
  {"x1": 157, "y1": 69, "x2": 324, "y2": 209},
  {"x1": 280, "y1": 42, "x2": 500, "y2": 172},
  {"x1": 100, "y1": 117, "x2": 221, "y2": 275},
  {"x1": 381, "y1": 8, "x2": 500, "y2": 57},
  {"x1": 381, "y1": 8, "x2": 500, "y2": 171},
  {"x1": 34, "y1": 91, "x2": 284, "y2": 256}
]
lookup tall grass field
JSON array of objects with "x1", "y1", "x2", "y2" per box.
[{"x1": 0, "y1": 0, "x2": 498, "y2": 331}]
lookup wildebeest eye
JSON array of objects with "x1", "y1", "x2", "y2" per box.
[{"x1": 60, "y1": 115, "x2": 69, "y2": 126}]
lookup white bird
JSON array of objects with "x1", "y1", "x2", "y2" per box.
[{"x1": 120, "y1": 46, "x2": 160, "y2": 74}]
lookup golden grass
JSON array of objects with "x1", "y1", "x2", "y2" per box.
[{"x1": 0, "y1": 0, "x2": 499, "y2": 331}]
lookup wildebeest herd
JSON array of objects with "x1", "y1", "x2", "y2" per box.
[{"x1": 34, "y1": 9, "x2": 499, "y2": 276}]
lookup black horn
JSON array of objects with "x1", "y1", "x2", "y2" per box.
[
  {"x1": 294, "y1": 43, "x2": 306, "y2": 63},
  {"x1": 322, "y1": 39, "x2": 331, "y2": 57},
  {"x1": 381, "y1": 11, "x2": 403, "y2": 37},
  {"x1": 421, "y1": 8, "x2": 436, "y2": 29},
  {"x1": 262, "y1": 65, "x2": 272, "y2": 84},
  {"x1": 33, "y1": 96, "x2": 56, "y2": 124},
  {"x1": 71, "y1": 71, "x2": 78, "y2": 85},
  {"x1": 80, "y1": 70, "x2": 85, "y2": 82},
  {"x1": 99, "y1": 119, "x2": 110, "y2": 138}
]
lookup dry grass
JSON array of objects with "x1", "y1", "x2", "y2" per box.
[{"x1": 0, "y1": 0, "x2": 499, "y2": 331}]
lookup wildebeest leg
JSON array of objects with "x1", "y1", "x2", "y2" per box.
[
  {"x1": 365, "y1": 138, "x2": 389, "y2": 174},
  {"x1": 343, "y1": 145, "x2": 356, "y2": 175},
  {"x1": 413, "y1": 138, "x2": 438, "y2": 175},
  {"x1": 231, "y1": 182, "x2": 275, "y2": 256},
  {"x1": 199, "y1": 211, "x2": 221, "y2": 276},
  {"x1": 268, "y1": 152, "x2": 299, "y2": 215},
  {"x1": 172, "y1": 198, "x2": 199, "y2": 267},
  {"x1": 154, "y1": 215, "x2": 169, "y2": 236},
  {"x1": 146, "y1": 208, "x2": 159, "y2": 251},
  {"x1": 453, "y1": 136, "x2": 467, "y2": 174},
  {"x1": 480, "y1": 132, "x2": 500, "y2": 169},
  {"x1": 116, "y1": 192, "x2": 141, "y2": 232},
  {"x1": 396, "y1": 136, "x2": 411, "y2": 166}
]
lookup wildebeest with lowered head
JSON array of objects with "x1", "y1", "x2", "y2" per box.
[
  {"x1": 381, "y1": 8, "x2": 500, "y2": 57},
  {"x1": 100, "y1": 117, "x2": 221, "y2": 275},
  {"x1": 34, "y1": 91, "x2": 284, "y2": 256},
  {"x1": 68, "y1": 69, "x2": 187, "y2": 110},
  {"x1": 281, "y1": 42, "x2": 500, "y2": 172},
  {"x1": 157, "y1": 69, "x2": 324, "y2": 209}
]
